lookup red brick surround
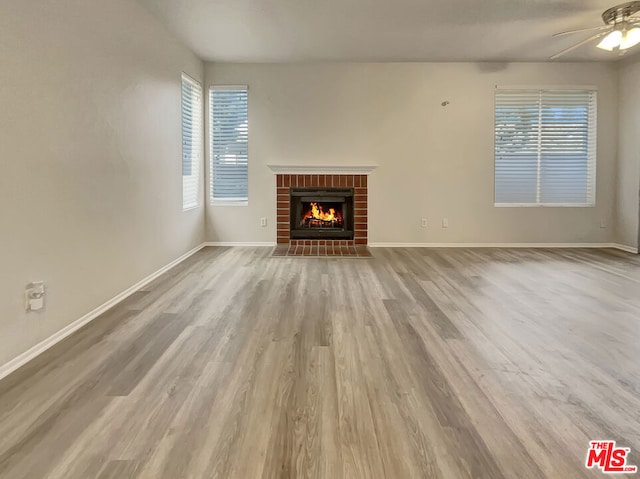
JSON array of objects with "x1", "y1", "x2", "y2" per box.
[{"x1": 276, "y1": 174, "x2": 368, "y2": 245}]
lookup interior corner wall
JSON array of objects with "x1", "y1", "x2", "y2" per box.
[
  {"x1": 0, "y1": 0, "x2": 205, "y2": 367},
  {"x1": 204, "y1": 62, "x2": 618, "y2": 245},
  {"x1": 616, "y1": 58, "x2": 640, "y2": 251}
]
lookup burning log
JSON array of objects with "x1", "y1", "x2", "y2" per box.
[
  {"x1": 301, "y1": 202, "x2": 343, "y2": 228},
  {"x1": 302, "y1": 217, "x2": 339, "y2": 228}
]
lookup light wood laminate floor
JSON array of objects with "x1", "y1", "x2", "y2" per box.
[{"x1": 1, "y1": 247, "x2": 639, "y2": 479}]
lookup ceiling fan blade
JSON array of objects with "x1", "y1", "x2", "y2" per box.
[
  {"x1": 553, "y1": 25, "x2": 609, "y2": 37},
  {"x1": 550, "y1": 31, "x2": 612, "y2": 60}
]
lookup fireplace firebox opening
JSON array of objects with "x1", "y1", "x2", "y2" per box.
[{"x1": 290, "y1": 188, "x2": 354, "y2": 240}]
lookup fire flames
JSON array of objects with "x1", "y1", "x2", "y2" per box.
[{"x1": 301, "y1": 202, "x2": 342, "y2": 227}]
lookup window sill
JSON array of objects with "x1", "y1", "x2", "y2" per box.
[
  {"x1": 494, "y1": 203, "x2": 595, "y2": 208},
  {"x1": 182, "y1": 204, "x2": 201, "y2": 212},
  {"x1": 210, "y1": 200, "x2": 249, "y2": 207}
]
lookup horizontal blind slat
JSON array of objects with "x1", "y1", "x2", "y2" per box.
[
  {"x1": 495, "y1": 89, "x2": 596, "y2": 206},
  {"x1": 210, "y1": 87, "x2": 249, "y2": 201},
  {"x1": 182, "y1": 74, "x2": 202, "y2": 209}
]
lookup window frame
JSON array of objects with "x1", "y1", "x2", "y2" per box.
[
  {"x1": 181, "y1": 73, "x2": 203, "y2": 211},
  {"x1": 209, "y1": 85, "x2": 249, "y2": 206},
  {"x1": 494, "y1": 87, "x2": 597, "y2": 208}
]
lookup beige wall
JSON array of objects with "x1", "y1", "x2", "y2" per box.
[
  {"x1": 0, "y1": 5, "x2": 630, "y2": 371},
  {"x1": 0, "y1": 0, "x2": 204, "y2": 366},
  {"x1": 616, "y1": 58, "x2": 640, "y2": 250},
  {"x1": 205, "y1": 62, "x2": 618, "y2": 245}
]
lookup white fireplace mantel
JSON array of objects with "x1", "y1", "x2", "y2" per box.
[{"x1": 267, "y1": 164, "x2": 377, "y2": 175}]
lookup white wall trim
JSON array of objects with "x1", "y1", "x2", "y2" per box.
[
  {"x1": 203, "y1": 241, "x2": 637, "y2": 252},
  {"x1": 610, "y1": 243, "x2": 639, "y2": 254},
  {"x1": 204, "y1": 242, "x2": 276, "y2": 247},
  {"x1": 369, "y1": 242, "x2": 636, "y2": 252},
  {"x1": 0, "y1": 243, "x2": 208, "y2": 382},
  {"x1": 2, "y1": 239, "x2": 633, "y2": 381},
  {"x1": 204, "y1": 241, "x2": 637, "y2": 252},
  {"x1": 267, "y1": 164, "x2": 377, "y2": 175}
]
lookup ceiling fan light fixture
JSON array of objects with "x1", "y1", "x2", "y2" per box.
[
  {"x1": 620, "y1": 27, "x2": 640, "y2": 48},
  {"x1": 596, "y1": 29, "x2": 623, "y2": 50},
  {"x1": 552, "y1": 2, "x2": 640, "y2": 58}
]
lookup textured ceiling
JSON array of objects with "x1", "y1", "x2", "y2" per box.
[{"x1": 136, "y1": 0, "x2": 640, "y2": 62}]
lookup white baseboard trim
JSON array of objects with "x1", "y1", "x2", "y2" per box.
[
  {"x1": 368, "y1": 242, "x2": 636, "y2": 252},
  {"x1": 610, "y1": 243, "x2": 639, "y2": 254},
  {"x1": 0, "y1": 242, "x2": 208, "y2": 382},
  {"x1": 3, "y1": 238, "x2": 633, "y2": 382},
  {"x1": 202, "y1": 241, "x2": 637, "y2": 253},
  {"x1": 203, "y1": 242, "x2": 276, "y2": 247}
]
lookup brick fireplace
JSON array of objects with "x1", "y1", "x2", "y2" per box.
[{"x1": 276, "y1": 174, "x2": 368, "y2": 247}]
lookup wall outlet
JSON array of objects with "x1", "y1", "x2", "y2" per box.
[
  {"x1": 25, "y1": 281, "x2": 45, "y2": 312},
  {"x1": 442, "y1": 218, "x2": 449, "y2": 228},
  {"x1": 421, "y1": 218, "x2": 428, "y2": 228},
  {"x1": 260, "y1": 217, "x2": 267, "y2": 227}
]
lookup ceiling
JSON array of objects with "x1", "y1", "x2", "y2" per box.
[{"x1": 136, "y1": 0, "x2": 640, "y2": 62}]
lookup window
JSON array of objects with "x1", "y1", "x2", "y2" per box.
[
  {"x1": 181, "y1": 73, "x2": 203, "y2": 210},
  {"x1": 494, "y1": 89, "x2": 597, "y2": 206},
  {"x1": 210, "y1": 86, "x2": 248, "y2": 204}
]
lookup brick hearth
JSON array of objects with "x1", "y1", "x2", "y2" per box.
[{"x1": 276, "y1": 174, "x2": 368, "y2": 246}]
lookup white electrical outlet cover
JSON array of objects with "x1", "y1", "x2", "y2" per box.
[
  {"x1": 29, "y1": 297, "x2": 44, "y2": 311},
  {"x1": 26, "y1": 281, "x2": 46, "y2": 312}
]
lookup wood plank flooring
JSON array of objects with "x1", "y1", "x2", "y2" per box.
[{"x1": 1, "y1": 246, "x2": 639, "y2": 478}]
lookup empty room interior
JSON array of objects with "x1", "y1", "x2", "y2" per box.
[{"x1": 2, "y1": 0, "x2": 640, "y2": 477}]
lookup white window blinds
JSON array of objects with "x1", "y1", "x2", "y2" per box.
[
  {"x1": 181, "y1": 74, "x2": 202, "y2": 210},
  {"x1": 494, "y1": 89, "x2": 596, "y2": 206},
  {"x1": 210, "y1": 86, "x2": 248, "y2": 203}
]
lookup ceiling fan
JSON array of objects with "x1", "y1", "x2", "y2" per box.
[{"x1": 551, "y1": 1, "x2": 640, "y2": 59}]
